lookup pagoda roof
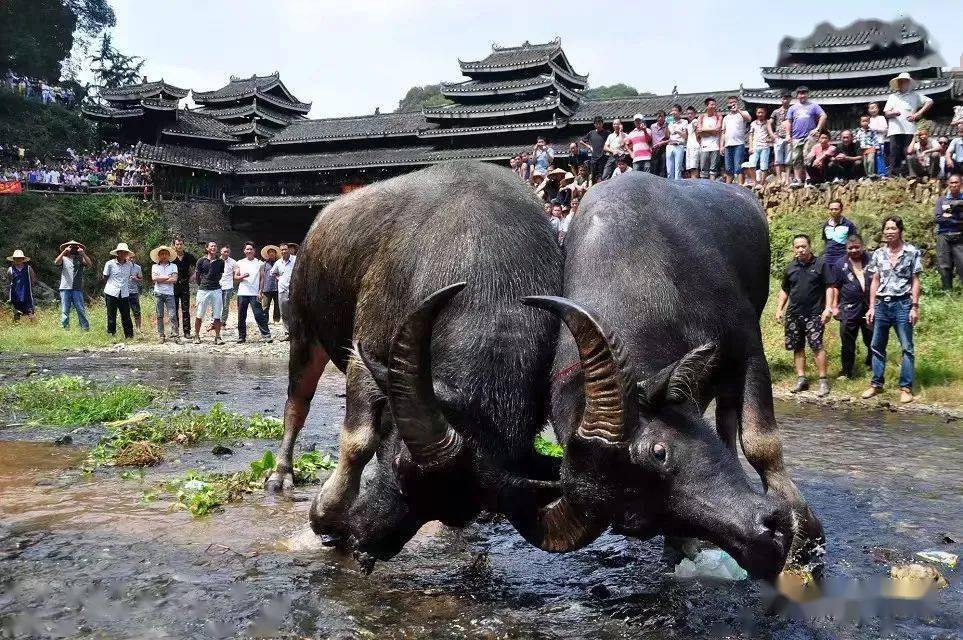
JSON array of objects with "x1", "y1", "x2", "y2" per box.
[
  {"x1": 459, "y1": 39, "x2": 587, "y2": 84},
  {"x1": 417, "y1": 119, "x2": 567, "y2": 139},
  {"x1": 161, "y1": 110, "x2": 240, "y2": 143},
  {"x1": 192, "y1": 73, "x2": 311, "y2": 113},
  {"x1": 196, "y1": 102, "x2": 298, "y2": 126},
  {"x1": 226, "y1": 194, "x2": 340, "y2": 207},
  {"x1": 141, "y1": 97, "x2": 179, "y2": 111},
  {"x1": 742, "y1": 78, "x2": 954, "y2": 105},
  {"x1": 785, "y1": 18, "x2": 926, "y2": 55},
  {"x1": 100, "y1": 80, "x2": 188, "y2": 102},
  {"x1": 571, "y1": 90, "x2": 740, "y2": 123},
  {"x1": 762, "y1": 55, "x2": 941, "y2": 82},
  {"x1": 224, "y1": 120, "x2": 279, "y2": 139},
  {"x1": 268, "y1": 111, "x2": 429, "y2": 144},
  {"x1": 424, "y1": 95, "x2": 573, "y2": 119},
  {"x1": 441, "y1": 74, "x2": 556, "y2": 96},
  {"x1": 135, "y1": 142, "x2": 238, "y2": 173},
  {"x1": 81, "y1": 103, "x2": 145, "y2": 121}
]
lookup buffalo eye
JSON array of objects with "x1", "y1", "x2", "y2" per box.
[{"x1": 652, "y1": 442, "x2": 668, "y2": 464}]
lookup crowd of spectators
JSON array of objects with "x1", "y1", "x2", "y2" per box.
[
  {"x1": 3, "y1": 71, "x2": 79, "y2": 108},
  {"x1": 515, "y1": 74, "x2": 963, "y2": 206},
  {"x1": 0, "y1": 145, "x2": 152, "y2": 193}
]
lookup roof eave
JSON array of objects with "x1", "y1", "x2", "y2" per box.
[{"x1": 761, "y1": 64, "x2": 929, "y2": 82}]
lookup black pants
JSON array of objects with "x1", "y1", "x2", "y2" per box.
[
  {"x1": 888, "y1": 134, "x2": 913, "y2": 177},
  {"x1": 601, "y1": 155, "x2": 619, "y2": 181},
  {"x1": 261, "y1": 291, "x2": 280, "y2": 321},
  {"x1": 104, "y1": 294, "x2": 133, "y2": 338},
  {"x1": 840, "y1": 317, "x2": 872, "y2": 377},
  {"x1": 590, "y1": 155, "x2": 606, "y2": 184},
  {"x1": 829, "y1": 159, "x2": 862, "y2": 181},
  {"x1": 237, "y1": 295, "x2": 271, "y2": 340},
  {"x1": 936, "y1": 234, "x2": 963, "y2": 289},
  {"x1": 651, "y1": 146, "x2": 666, "y2": 177},
  {"x1": 173, "y1": 284, "x2": 191, "y2": 336}
]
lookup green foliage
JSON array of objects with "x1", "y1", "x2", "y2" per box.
[
  {"x1": 88, "y1": 32, "x2": 144, "y2": 90},
  {"x1": 534, "y1": 433, "x2": 563, "y2": 458},
  {"x1": 581, "y1": 84, "x2": 654, "y2": 101},
  {"x1": 0, "y1": 0, "x2": 76, "y2": 81},
  {"x1": 293, "y1": 450, "x2": 335, "y2": 484},
  {"x1": 1, "y1": 375, "x2": 161, "y2": 426},
  {"x1": 0, "y1": 92, "x2": 96, "y2": 161},
  {"x1": 396, "y1": 84, "x2": 452, "y2": 112}
]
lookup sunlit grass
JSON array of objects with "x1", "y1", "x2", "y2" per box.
[
  {"x1": 0, "y1": 302, "x2": 115, "y2": 353},
  {"x1": 1, "y1": 374, "x2": 162, "y2": 426}
]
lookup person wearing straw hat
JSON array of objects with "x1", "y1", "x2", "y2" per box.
[
  {"x1": 54, "y1": 240, "x2": 92, "y2": 331},
  {"x1": 6, "y1": 249, "x2": 35, "y2": 321},
  {"x1": 260, "y1": 244, "x2": 281, "y2": 323},
  {"x1": 883, "y1": 72, "x2": 933, "y2": 177},
  {"x1": 102, "y1": 242, "x2": 136, "y2": 339},
  {"x1": 150, "y1": 245, "x2": 179, "y2": 343}
]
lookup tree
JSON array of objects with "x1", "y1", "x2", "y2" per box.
[
  {"x1": 581, "y1": 84, "x2": 656, "y2": 101},
  {"x1": 396, "y1": 84, "x2": 453, "y2": 112},
  {"x1": 89, "y1": 33, "x2": 145, "y2": 91}
]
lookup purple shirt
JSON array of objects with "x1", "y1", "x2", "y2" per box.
[
  {"x1": 649, "y1": 121, "x2": 667, "y2": 145},
  {"x1": 786, "y1": 101, "x2": 825, "y2": 140}
]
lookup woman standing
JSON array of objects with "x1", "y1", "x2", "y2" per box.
[
  {"x1": 6, "y1": 249, "x2": 35, "y2": 321},
  {"x1": 867, "y1": 102, "x2": 889, "y2": 177}
]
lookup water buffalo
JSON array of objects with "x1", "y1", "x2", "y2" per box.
[
  {"x1": 264, "y1": 161, "x2": 564, "y2": 562},
  {"x1": 493, "y1": 172, "x2": 824, "y2": 578}
]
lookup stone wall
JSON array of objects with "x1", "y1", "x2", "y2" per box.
[
  {"x1": 757, "y1": 177, "x2": 942, "y2": 219},
  {"x1": 156, "y1": 200, "x2": 248, "y2": 251}
]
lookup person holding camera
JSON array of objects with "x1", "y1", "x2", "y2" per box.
[
  {"x1": 55, "y1": 240, "x2": 92, "y2": 331},
  {"x1": 935, "y1": 174, "x2": 963, "y2": 290}
]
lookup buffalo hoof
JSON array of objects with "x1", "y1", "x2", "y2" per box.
[{"x1": 264, "y1": 469, "x2": 295, "y2": 494}]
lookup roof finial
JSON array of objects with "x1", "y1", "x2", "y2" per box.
[{"x1": 671, "y1": 85, "x2": 678, "y2": 96}]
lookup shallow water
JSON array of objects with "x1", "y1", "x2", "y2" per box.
[{"x1": 0, "y1": 352, "x2": 960, "y2": 639}]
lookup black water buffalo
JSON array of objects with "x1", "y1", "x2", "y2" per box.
[
  {"x1": 264, "y1": 161, "x2": 564, "y2": 562},
  {"x1": 496, "y1": 172, "x2": 823, "y2": 578}
]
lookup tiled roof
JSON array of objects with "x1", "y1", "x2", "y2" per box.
[
  {"x1": 197, "y1": 102, "x2": 297, "y2": 125},
  {"x1": 424, "y1": 95, "x2": 571, "y2": 119},
  {"x1": 192, "y1": 73, "x2": 311, "y2": 113},
  {"x1": 161, "y1": 111, "x2": 239, "y2": 142},
  {"x1": 224, "y1": 121, "x2": 279, "y2": 138},
  {"x1": 418, "y1": 119, "x2": 567, "y2": 138},
  {"x1": 460, "y1": 40, "x2": 561, "y2": 70},
  {"x1": 571, "y1": 90, "x2": 740, "y2": 123},
  {"x1": 441, "y1": 74, "x2": 555, "y2": 95},
  {"x1": 788, "y1": 19, "x2": 925, "y2": 53},
  {"x1": 140, "y1": 97, "x2": 179, "y2": 110},
  {"x1": 268, "y1": 111, "x2": 429, "y2": 144},
  {"x1": 135, "y1": 142, "x2": 238, "y2": 173},
  {"x1": 81, "y1": 104, "x2": 145, "y2": 120},
  {"x1": 762, "y1": 56, "x2": 918, "y2": 76},
  {"x1": 742, "y1": 78, "x2": 953, "y2": 104},
  {"x1": 226, "y1": 194, "x2": 340, "y2": 207},
  {"x1": 100, "y1": 80, "x2": 188, "y2": 101}
]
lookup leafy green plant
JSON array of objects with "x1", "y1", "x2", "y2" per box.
[
  {"x1": 534, "y1": 434, "x2": 563, "y2": 458},
  {"x1": 293, "y1": 450, "x2": 335, "y2": 484},
  {"x1": 1, "y1": 375, "x2": 161, "y2": 426}
]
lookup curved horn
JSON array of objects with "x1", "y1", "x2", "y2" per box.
[
  {"x1": 387, "y1": 282, "x2": 467, "y2": 468},
  {"x1": 523, "y1": 296, "x2": 636, "y2": 445}
]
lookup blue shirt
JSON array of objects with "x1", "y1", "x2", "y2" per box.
[
  {"x1": 822, "y1": 215, "x2": 858, "y2": 266},
  {"x1": 934, "y1": 192, "x2": 963, "y2": 235}
]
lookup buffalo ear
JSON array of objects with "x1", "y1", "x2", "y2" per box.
[
  {"x1": 637, "y1": 342, "x2": 718, "y2": 409},
  {"x1": 354, "y1": 342, "x2": 391, "y2": 397}
]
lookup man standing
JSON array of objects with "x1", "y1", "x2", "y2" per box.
[
  {"x1": 54, "y1": 240, "x2": 91, "y2": 331},
  {"x1": 219, "y1": 245, "x2": 236, "y2": 326},
  {"x1": 721, "y1": 96, "x2": 751, "y2": 185},
  {"x1": 828, "y1": 235, "x2": 872, "y2": 379},
  {"x1": 665, "y1": 104, "x2": 688, "y2": 180},
  {"x1": 883, "y1": 72, "x2": 933, "y2": 177},
  {"x1": 862, "y1": 216, "x2": 922, "y2": 404},
  {"x1": 649, "y1": 111, "x2": 669, "y2": 177},
  {"x1": 234, "y1": 242, "x2": 272, "y2": 343},
  {"x1": 829, "y1": 130, "x2": 863, "y2": 181},
  {"x1": 785, "y1": 86, "x2": 827, "y2": 185},
  {"x1": 946, "y1": 123, "x2": 963, "y2": 177},
  {"x1": 696, "y1": 97, "x2": 723, "y2": 180},
  {"x1": 260, "y1": 244, "x2": 281, "y2": 323},
  {"x1": 102, "y1": 242, "x2": 135, "y2": 339},
  {"x1": 150, "y1": 245, "x2": 179, "y2": 343},
  {"x1": 193, "y1": 241, "x2": 224, "y2": 345},
  {"x1": 775, "y1": 235, "x2": 833, "y2": 396},
  {"x1": 934, "y1": 174, "x2": 963, "y2": 290},
  {"x1": 822, "y1": 199, "x2": 858, "y2": 268},
  {"x1": 769, "y1": 92, "x2": 792, "y2": 184},
  {"x1": 602, "y1": 118, "x2": 627, "y2": 181},
  {"x1": 171, "y1": 235, "x2": 196, "y2": 339},
  {"x1": 580, "y1": 117, "x2": 608, "y2": 184},
  {"x1": 270, "y1": 242, "x2": 297, "y2": 340},
  {"x1": 626, "y1": 114, "x2": 653, "y2": 173},
  {"x1": 532, "y1": 137, "x2": 554, "y2": 175}
]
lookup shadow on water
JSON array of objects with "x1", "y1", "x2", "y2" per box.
[{"x1": 0, "y1": 352, "x2": 960, "y2": 639}]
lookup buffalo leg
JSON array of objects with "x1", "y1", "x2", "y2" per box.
[
  {"x1": 265, "y1": 341, "x2": 329, "y2": 493},
  {"x1": 309, "y1": 362, "x2": 385, "y2": 536},
  {"x1": 739, "y1": 349, "x2": 824, "y2": 565}
]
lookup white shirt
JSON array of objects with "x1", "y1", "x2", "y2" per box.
[
  {"x1": 722, "y1": 111, "x2": 750, "y2": 147},
  {"x1": 869, "y1": 115, "x2": 888, "y2": 143},
  {"x1": 103, "y1": 259, "x2": 133, "y2": 298},
  {"x1": 604, "y1": 131, "x2": 627, "y2": 155},
  {"x1": 686, "y1": 119, "x2": 701, "y2": 152},
  {"x1": 235, "y1": 257, "x2": 263, "y2": 297},
  {"x1": 151, "y1": 262, "x2": 178, "y2": 296},
  {"x1": 219, "y1": 257, "x2": 236, "y2": 290},
  {"x1": 270, "y1": 255, "x2": 296, "y2": 293},
  {"x1": 883, "y1": 91, "x2": 933, "y2": 136}
]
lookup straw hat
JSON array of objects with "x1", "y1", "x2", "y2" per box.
[
  {"x1": 561, "y1": 172, "x2": 575, "y2": 185},
  {"x1": 260, "y1": 244, "x2": 280, "y2": 260},
  {"x1": 6, "y1": 249, "x2": 29, "y2": 262},
  {"x1": 547, "y1": 167, "x2": 567, "y2": 178},
  {"x1": 889, "y1": 72, "x2": 918, "y2": 91},
  {"x1": 59, "y1": 240, "x2": 85, "y2": 251},
  {"x1": 109, "y1": 242, "x2": 133, "y2": 256},
  {"x1": 150, "y1": 245, "x2": 174, "y2": 264}
]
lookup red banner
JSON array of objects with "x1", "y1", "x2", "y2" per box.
[{"x1": 0, "y1": 180, "x2": 23, "y2": 195}]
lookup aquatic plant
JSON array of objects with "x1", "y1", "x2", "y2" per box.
[
  {"x1": 1, "y1": 375, "x2": 161, "y2": 426},
  {"x1": 534, "y1": 433, "x2": 563, "y2": 458}
]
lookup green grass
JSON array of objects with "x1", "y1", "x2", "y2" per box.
[
  {"x1": 1, "y1": 374, "x2": 162, "y2": 426},
  {"x1": 0, "y1": 303, "x2": 116, "y2": 353},
  {"x1": 761, "y1": 275, "x2": 963, "y2": 407},
  {"x1": 535, "y1": 433, "x2": 563, "y2": 458}
]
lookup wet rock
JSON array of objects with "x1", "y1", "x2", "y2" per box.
[
  {"x1": 54, "y1": 434, "x2": 73, "y2": 445},
  {"x1": 888, "y1": 563, "x2": 949, "y2": 598},
  {"x1": 211, "y1": 445, "x2": 233, "y2": 456},
  {"x1": 942, "y1": 534, "x2": 958, "y2": 544},
  {"x1": 869, "y1": 546, "x2": 900, "y2": 564},
  {"x1": 589, "y1": 583, "x2": 611, "y2": 599},
  {"x1": 215, "y1": 390, "x2": 228, "y2": 395}
]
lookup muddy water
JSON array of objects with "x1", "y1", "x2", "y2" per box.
[{"x1": 0, "y1": 353, "x2": 960, "y2": 639}]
